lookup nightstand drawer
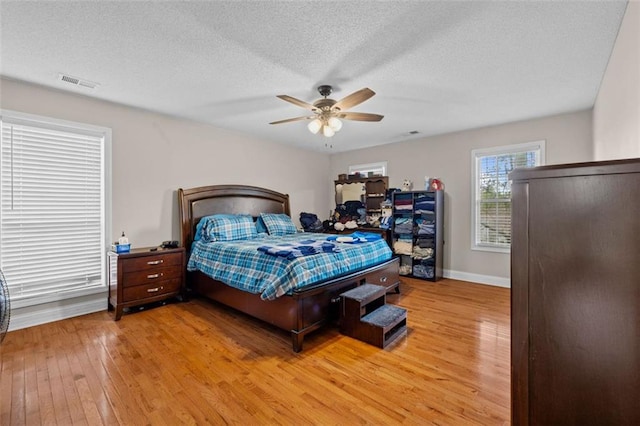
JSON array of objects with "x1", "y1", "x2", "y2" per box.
[
  {"x1": 121, "y1": 265, "x2": 183, "y2": 287},
  {"x1": 122, "y1": 252, "x2": 183, "y2": 273},
  {"x1": 122, "y1": 277, "x2": 182, "y2": 302}
]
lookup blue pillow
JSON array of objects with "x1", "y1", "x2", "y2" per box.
[
  {"x1": 193, "y1": 215, "x2": 211, "y2": 242},
  {"x1": 260, "y1": 213, "x2": 297, "y2": 236},
  {"x1": 198, "y1": 214, "x2": 257, "y2": 242},
  {"x1": 255, "y1": 216, "x2": 268, "y2": 234}
]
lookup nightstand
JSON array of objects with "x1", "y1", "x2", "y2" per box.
[{"x1": 107, "y1": 246, "x2": 185, "y2": 320}]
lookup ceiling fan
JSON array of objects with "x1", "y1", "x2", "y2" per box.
[{"x1": 270, "y1": 85, "x2": 383, "y2": 137}]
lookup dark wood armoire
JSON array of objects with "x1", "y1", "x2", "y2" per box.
[{"x1": 510, "y1": 158, "x2": 640, "y2": 425}]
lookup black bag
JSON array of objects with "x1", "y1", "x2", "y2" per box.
[{"x1": 299, "y1": 212, "x2": 323, "y2": 232}]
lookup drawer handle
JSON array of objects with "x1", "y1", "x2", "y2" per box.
[
  {"x1": 147, "y1": 273, "x2": 163, "y2": 279},
  {"x1": 379, "y1": 276, "x2": 388, "y2": 283},
  {"x1": 147, "y1": 260, "x2": 164, "y2": 265},
  {"x1": 330, "y1": 296, "x2": 341, "y2": 303},
  {"x1": 147, "y1": 286, "x2": 164, "y2": 293}
]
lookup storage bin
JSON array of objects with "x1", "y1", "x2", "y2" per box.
[{"x1": 111, "y1": 243, "x2": 131, "y2": 253}]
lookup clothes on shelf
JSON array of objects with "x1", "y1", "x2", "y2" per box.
[
  {"x1": 392, "y1": 190, "x2": 443, "y2": 282},
  {"x1": 412, "y1": 264, "x2": 435, "y2": 279},
  {"x1": 392, "y1": 238, "x2": 412, "y2": 255},
  {"x1": 399, "y1": 264, "x2": 412, "y2": 276},
  {"x1": 393, "y1": 217, "x2": 413, "y2": 234},
  {"x1": 414, "y1": 195, "x2": 435, "y2": 214},
  {"x1": 415, "y1": 218, "x2": 435, "y2": 235},
  {"x1": 393, "y1": 197, "x2": 413, "y2": 211},
  {"x1": 415, "y1": 237, "x2": 435, "y2": 249},
  {"x1": 412, "y1": 246, "x2": 433, "y2": 259}
]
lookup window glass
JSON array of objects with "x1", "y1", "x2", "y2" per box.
[
  {"x1": 348, "y1": 161, "x2": 387, "y2": 177},
  {"x1": 472, "y1": 141, "x2": 544, "y2": 252}
]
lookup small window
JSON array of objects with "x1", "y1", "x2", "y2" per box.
[
  {"x1": 349, "y1": 161, "x2": 387, "y2": 177},
  {"x1": 471, "y1": 141, "x2": 545, "y2": 252}
]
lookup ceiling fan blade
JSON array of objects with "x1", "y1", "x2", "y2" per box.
[
  {"x1": 276, "y1": 95, "x2": 317, "y2": 111},
  {"x1": 269, "y1": 116, "x2": 315, "y2": 125},
  {"x1": 338, "y1": 112, "x2": 384, "y2": 122},
  {"x1": 333, "y1": 88, "x2": 376, "y2": 111}
]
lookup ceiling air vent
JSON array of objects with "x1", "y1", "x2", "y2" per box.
[{"x1": 58, "y1": 73, "x2": 99, "y2": 90}]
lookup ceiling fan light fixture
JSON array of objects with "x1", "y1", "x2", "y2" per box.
[
  {"x1": 307, "y1": 118, "x2": 322, "y2": 134},
  {"x1": 327, "y1": 117, "x2": 342, "y2": 132},
  {"x1": 273, "y1": 85, "x2": 383, "y2": 140},
  {"x1": 322, "y1": 125, "x2": 335, "y2": 137}
]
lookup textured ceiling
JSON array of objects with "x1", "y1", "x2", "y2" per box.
[{"x1": 0, "y1": 1, "x2": 628, "y2": 153}]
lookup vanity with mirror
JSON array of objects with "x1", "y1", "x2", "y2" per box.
[
  {"x1": 332, "y1": 175, "x2": 392, "y2": 247},
  {"x1": 334, "y1": 176, "x2": 388, "y2": 216}
]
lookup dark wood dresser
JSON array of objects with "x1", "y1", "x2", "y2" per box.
[
  {"x1": 510, "y1": 158, "x2": 640, "y2": 425},
  {"x1": 108, "y1": 246, "x2": 185, "y2": 320}
]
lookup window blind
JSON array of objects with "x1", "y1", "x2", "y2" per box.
[
  {"x1": 472, "y1": 141, "x2": 544, "y2": 252},
  {"x1": 0, "y1": 114, "x2": 107, "y2": 302}
]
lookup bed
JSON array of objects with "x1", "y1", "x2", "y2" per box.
[{"x1": 178, "y1": 184, "x2": 400, "y2": 352}]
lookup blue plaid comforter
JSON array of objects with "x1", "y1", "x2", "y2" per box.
[{"x1": 187, "y1": 232, "x2": 392, "y2": 300}]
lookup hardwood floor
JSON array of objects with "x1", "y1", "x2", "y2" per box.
[{"x1": 0, "y1": 278, "x2": 510, "y2": 425}]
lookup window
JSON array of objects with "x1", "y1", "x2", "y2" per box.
[
  {"x1": 471, "y1": 141, "x2": 545, "y2": 252},
  {"x1": 0, "y1": 110, "x2": 111, "y2": 306},
  {"x1": 349, "y1": 161, "x2": 387, "y2": 177}
]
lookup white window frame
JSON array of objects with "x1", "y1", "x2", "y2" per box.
[
  {"x1": 471, "y1": 140, "x2": 545, "y2": 253},
  {"x1": 348, "y1": 161, "x2": 387, "y2": 177},
  {"x1": 0, "y1": 110, "x2": 112, "y2": 308}
]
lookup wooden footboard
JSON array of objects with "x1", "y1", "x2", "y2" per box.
[{"x1": 189, "y1": 257, "x2": 399, "y2": 352}]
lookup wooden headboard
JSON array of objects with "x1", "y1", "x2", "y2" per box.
[{"x1": 178, "y1": 185, "x2": 291, "y2": 251}]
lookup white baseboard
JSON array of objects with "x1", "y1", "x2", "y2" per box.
[
  {"x1": 8, "y1": 291, "x2": 108, "y2": 331},
  {"x1": 443, "y1": 269, "x2": 511, "y2": 288}
]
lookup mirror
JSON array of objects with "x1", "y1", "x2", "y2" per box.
[{"x1": 335, "y1": 182, "x2": 365, "y2": 205}]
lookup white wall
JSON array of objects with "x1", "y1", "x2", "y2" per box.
[
  {"x1": 1, "y1": 77, "x2": 330, "y2": 329},
  {"x1": 1, "y1": 78, "x2": 331, "y2": 245},
  {"x1": 593, "y1": 1, "x2": 640, "y2": 160},
  {"x1": 330, "y1": 110, "x2": 593, "y2": 286}
]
